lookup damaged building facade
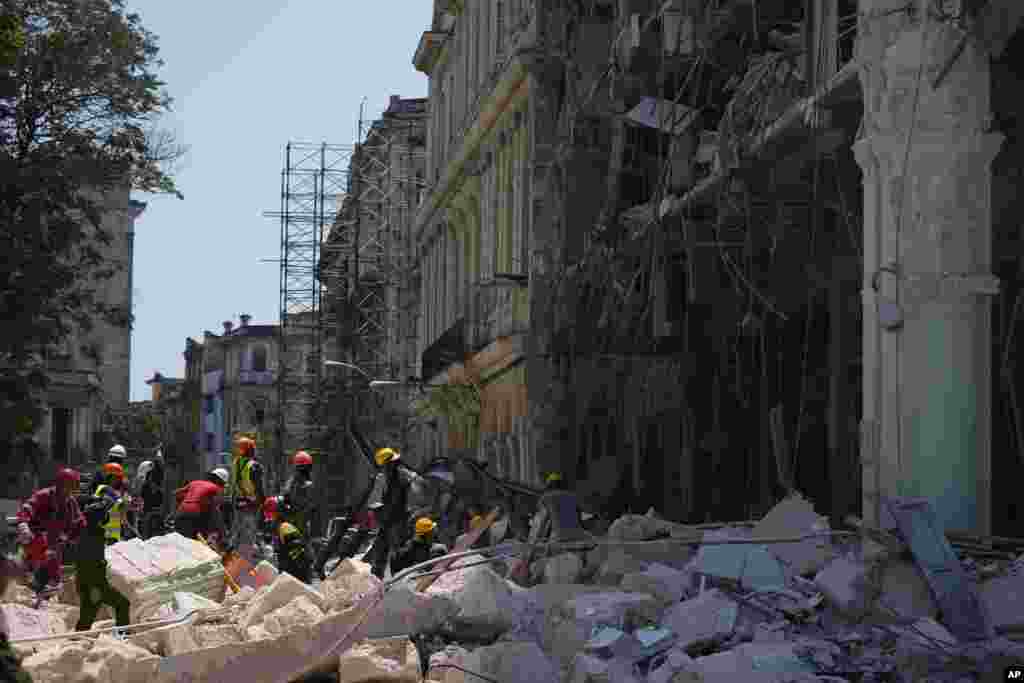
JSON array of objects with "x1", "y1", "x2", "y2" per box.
[{"x1": 402, "y1": 0, "x2": 1024, "y2": 538}]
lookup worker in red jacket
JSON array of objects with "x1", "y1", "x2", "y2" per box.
[
  {"x1": 15, "y1": 467, "x2": 86, "y2": 594},
  {"x1": 173, "y1": 468, "x2": 229, "y2": 546}
]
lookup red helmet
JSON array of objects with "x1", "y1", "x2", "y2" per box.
[
  {"x1": 55, "y1": 468, "x2": 81, "y2": 485},
  {"x1": 292, "y1": 450, "x2": 313, "y2": 466},
  {"x1": 237, "y1": 437, "x2": 256, "y2": 456},
  {"x1": 262, "y1": 496, "x2": 280, "y2": 522}
]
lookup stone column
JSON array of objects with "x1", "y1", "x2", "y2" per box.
[{"x1": 854, "y1": 0, "x2": 1003, "y2": 533}]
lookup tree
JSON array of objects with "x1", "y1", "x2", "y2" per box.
[{"x1": 0, "y1": 0, "x2": 184, "y2": 441}]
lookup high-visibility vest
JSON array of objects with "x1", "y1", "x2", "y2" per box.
[
  {"x1": 232, "y1": 458, "x2": 257, "y2": 499},
  {"x1": 94, "y1": 485, "x2": 123, "y2": 541}
]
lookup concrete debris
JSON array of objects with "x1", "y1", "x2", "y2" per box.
[
  {"x1": 751, "y1": 494, "x2": 836, "y2": 576},
  {"x1": 7, "y1": 498, "x2": 1024, "y2": 683},
  {"x1": 106, "y1": 532, "x2": 226, "y2": 622},
  {"x1": 544, "y1": 553, "x2": 583, "y2": 584},
  {"x1": 620, "y1": 562, "x2": 691, "y2": 606},
  {"x1": 336, "y1": 637, "x2": 421, "y2": 683}
]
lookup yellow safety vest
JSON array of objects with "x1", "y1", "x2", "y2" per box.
[
  {"x1": 94, "y1": 485, "x2": 123, "y2": 541},
  {"x1": 232, "y1": 458, "x2": 257, "y2": 499}
]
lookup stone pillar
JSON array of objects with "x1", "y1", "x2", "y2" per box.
[{"x1": 854, "y1": 0, "x2": 1003, "y2": 533}]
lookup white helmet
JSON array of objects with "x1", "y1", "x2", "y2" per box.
[
  {"x1": 210, "y1": 468, "x2": 229, "y2": 486},
  {"x1": 107, "y1": 444, "x2": 127, "y2": 461}
]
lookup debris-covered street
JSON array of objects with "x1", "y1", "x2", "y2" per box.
[{"x1": 4, "y1": 493, "x2": 1024, "y2": 682}]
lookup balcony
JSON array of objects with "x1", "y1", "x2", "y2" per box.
[{"x1": 239, "y1": 369, "x2": 275, "y2": 386}]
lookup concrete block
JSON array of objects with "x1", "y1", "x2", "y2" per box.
[
  {"x1": 814, "y1": 557, "x2": 873, "y2": 616},
  {"x1": 460, "y1": 641, "x2": 559, "y2": 683},
  {"x1": 661, "y1": 588, "x2": 739, "y2": 648},
  {"x1": 238, "y1": 572, "x2": 326, "y2": 631},
  {"x1": 608, "y1": 514, "x2": 666, "y2": 541},
  {"x1": 980, "y1": 570, "x2": 1024, "y2": 633},
  {"x1": 569, "y1": 653, "x2": 640, "y2": 683},
  {"x1": 426, "y1": 560, "x2": 523, "y2": 632},
  {"x1": 734, "y1": 642, "x2": 818, "y2": 675},
  {"x1": 690, "y1": 529, "x2": 786, "y2": 591},
  {"x1": 544, "y1": 553, "x2": 583, "y2": 584},
  {"x1": 193, "y1": 623, "x2": 243, "y2": 649},
  {"x1": 105, "y1": 532, "x2": 226, "y2": 621},
  {"x1": 542, "y1": 591, "x2": 662, "y2": 667},
  {"x1": 646, "y1": 647, "x2": 699, "y2": 683},
  {"x1": 321, "y1": 567, "x2": 383, "y2": 612},
  {"x1": 337, "y1": 636, "x2": 421, "y2": 683},
  {"x1": 262, "y1": 595, "x2": 325, "y2": 637},
  {"x1": 21, "y1": 640, "x2": 93, "y2": 681},
  {"x1": 77, "y1": 634, "x2": 161, "y2": 682},
  {"x1": 428, "y1": 646, "x2": 471, "y2": 683},
  {"x1": 364, "y1": 584, "x2": 459, "y2": 638},
  {"x1": 878, "y1": 559, "x2": 939, "y2": 620},
  {"x1": 594, "y1": 550, "x2": 650, "y2": 585},
  {"x1": 751, "y1": 494, "x2": 836, "y2": 576},
  {"x1": 620, "y1": 562, "x2": 690, "y2": 606},
  {"x1": 0, "y1": 604, "x2": 67, "y2": 642}
]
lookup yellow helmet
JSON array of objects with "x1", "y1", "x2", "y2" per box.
[
  {"x1": 375, "y1": 447, "x2": 399, "y2": 466},
  {"x1": 414, "y1": 517, "x2": 436, "y2": 536},
  {"x1": 545, "y1": 472, "x2": 563, "y2": 485},
  {"x1": 278, "y1": 522, "x2": 299, "y2": 541},
  {"x1": 469, "y1": 515, "x2": 484, "y2": 530}
]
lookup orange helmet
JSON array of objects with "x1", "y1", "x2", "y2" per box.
[
  {"x1": 292, "y1": 450, "x2": 313, "y2": 466},
  {"x1": 102, "y1": 462, "x2": 126, "y2": 481},
  {"x1": 237, "y1": 437, "x2": 256, "y2": 457}
]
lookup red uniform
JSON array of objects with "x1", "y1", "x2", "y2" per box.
[
  {"x1": 176, "y1": 480, "x2": 223, "y2": 515},
  {"x1": 16, "y1": 487, "x2": 85, "y2": 584}
]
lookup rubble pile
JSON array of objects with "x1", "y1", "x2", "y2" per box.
[{"x1": 3, "y1": 494, "x2": 1024, "y2": 682}]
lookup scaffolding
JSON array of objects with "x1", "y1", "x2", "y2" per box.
[{"x1": 266, "y1": 142, "x2": 352, "y2": 488}]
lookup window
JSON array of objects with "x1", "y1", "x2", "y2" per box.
[
  {"x1": 50, "y1": 408, "x2": 71, "y2": 462},
  {"x1": 251, "y1": 345, "x2": 268, "y2": 372}
]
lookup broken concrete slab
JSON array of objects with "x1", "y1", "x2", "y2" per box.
[
  {"x1": 425, "y1": 558, "x2": 524, "y2": 632},
  {"x1": 878, "y1": 559, "x2": 939, "y2": 620},
  {"x1": 646, "y1": 647, "x2": 700, "y2": 683},
  {"x1": 608, "y1": 514, "x2": 667, "y2": 541},
  {"x1": 542, "y1": 591, "x2": 662, "y2": 668},
  {"x1": 78, "y1": 634, "x2": 161, "y2": 682},
  {"x1": 364, "y1": 584, "x2": 459, "y2": 637},
  {"x1": 262, "y1": 594, "x2": 325, "y2": 637},
  {"x1": 814, "y1": 556, "x2": 874, "y2": 617},
  {"x1": 620, "y1": 562, "x2": 691, "y2": 606},
  {"x1": 751, "y1": 494, "x2": 836, "y2": 576},
  {"x1": 689, "y1": 528, "x2": 786, "y2": 591},
  {"x1": 427, "y1": 645, "x2": 472, "y2": 683},
  {"x1": 20, "y1": 640, "x2": 93, "y2": 682},
  {"x1": 0, "y1": 603, "x2": 68, "y2": 643},
  {"x1": 337, "y1": 636, "x2": 421, "y2": 683},
  {"x1": 733, "y1": 641, "x2": 818, "y2": 676},
  {"x1": 661, "y1": 588, "x2": 739, "y2": 649},
  {"x1": 106, "y1": 533, "x2": 226, "y2": 622},
  {"x1": 192, "y1": 623, "x2": 243, "y2": 649},
  {"x1": 457, "y1": 641, "x2": 560, "y2": 683},
  {"x1": 593, "y1": 550, "x2": 650, "y2": 585},
  {"x1": 980, "y1": 568, "x2": 1024, "y2": 633},
  {"x1": 544, "y1": 553, "x2": 583, "y2": 584},
  {"x1": 237, "y1": 572, "x2": 326, "y2": 631},
  {"x1": 569, "y1": 653, "x2": 641, "y2": 683}
]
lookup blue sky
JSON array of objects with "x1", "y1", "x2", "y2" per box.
[{"x1": 125, "y1": 1, "x2": 432, "y2": 401}]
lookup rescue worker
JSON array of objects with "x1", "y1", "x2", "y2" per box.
[
  {"x1": 84, "y1": 444, "x2": 128, "y2": 495},
  {"x1": 133, "y1": 448, "x2": 166, "y2": 538},
  {"x1": 173, "y1": 469, "x2": 229, "y2": 544},
  {"x1": 282, "y1": 450, "x2": 314, "y2": 535},
  {"x1": 0, "y1": 550, "x2": 33, "y2": 682},
  {"x1": 262, "y1": 497, "x2": 312, "y2": 583},
  {"x1": 466, "y1": 506, "x2": 491, "y2": 550},
  {"x1": 314, "y1": 504, "x2": 380, "y2": 580},
  {"x1": 532, "y1": 472, "x2": 588, "y2": 545},
  {"x1": 94, "y1": 463, "x2": 128, "y2": 545},
  {"x1": 227, "y1": 437, "x2": 266, "y2": 563},
  {"x1": 15, "y1": 467, "x2": 85, "y2": 595},
  {"x1": 75, "y1": 485, "x2": 131, "y2": 632},
  {"x1": 391, "y1": 517, "x2": 448, "y2": 575},
  {"x1": 366, "y1": 447, "x2": 414, "y2": 579}
]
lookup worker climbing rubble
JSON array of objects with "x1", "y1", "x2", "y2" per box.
[
  {"x1": 173, "y1": 468, "x2": 229, "y2": 544},
  {"x1": 365, "y1": 446, "x2": 416, "y2": 579},
  {"x1": 227, "y1": 437, "x2": 266, "y2": 564},
  {"x1": 15, "y1": 467, "x2": 85, "y2": 597},
  {"x1": 75, "y1": 482, "x2": 131, "y2": 633},
  {"x1": 262, "y1": 496, "x2": 312, "y2": 583},
  {"x1": 391, "y1": 517, "x2": 448, "y2": 575},
  {"x1": 94, "y1": 463, "x2": 128, "y2": 546}
]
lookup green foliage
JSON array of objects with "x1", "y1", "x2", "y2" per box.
[
  {"x1": 412, "y1": 382, "x2": 481, "y2": 424},
  {"x1": 0, "y1": 0, "x2": 185, "y2": 444}
]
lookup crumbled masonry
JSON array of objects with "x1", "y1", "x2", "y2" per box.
[{"x1": 2, "y1": 497, "x2": 1024, "y2": 682}]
